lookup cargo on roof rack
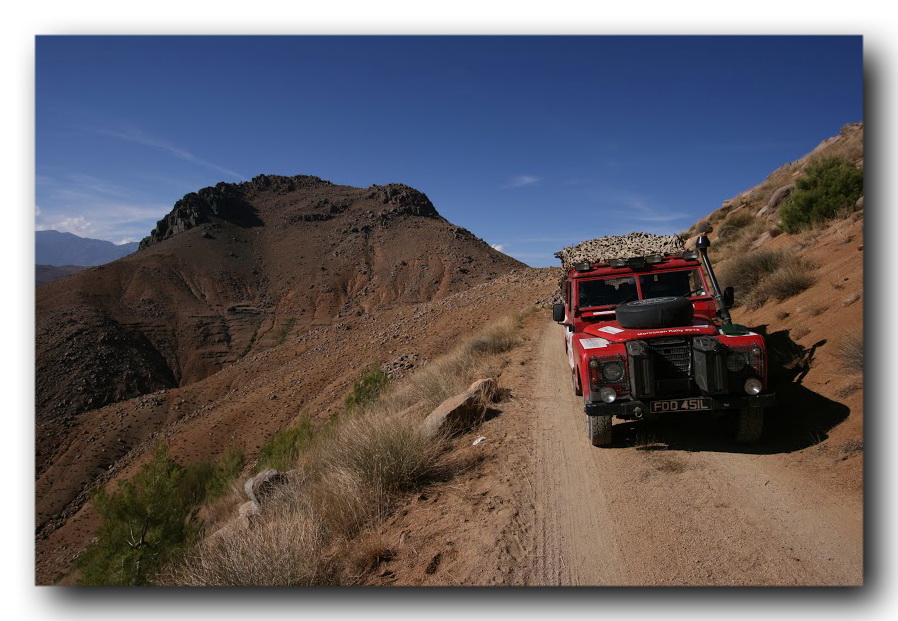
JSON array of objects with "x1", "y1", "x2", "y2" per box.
[{"x1": 554, "y1": 232, "x2": 685, "y2": 272}]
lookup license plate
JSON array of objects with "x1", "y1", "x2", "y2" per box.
[{"x1": 650, "y1": 398, "x2": 711, "y2": 413}]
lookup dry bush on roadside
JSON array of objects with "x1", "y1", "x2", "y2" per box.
[
  {"x1": 837, "y1": 330, "x2": 864, "y2": 373},
  {"x1": 378, "y1": 310, "x2": 528, "y2": 415},
  {"x1": 718, "y1": 249, "x2": 788, "y2": 293},
  {"x1": 464, "y1": 315, "x2": 520, "y2": 356},
  {"x1": 720, "y1": 248, "x2": 817, "y2": 310},
  {"x1": 168, "y1": 489, "x2": 336, "y2": 586},
  {"x1": 748, "y1": 263, "x2": 817, "y2": 308},
  {"x1": 716, "y1": 211, "x2": 756, "y2": 241},
  {"x1": 329, "y1": 415, "x2": 445, "y2": 491}
]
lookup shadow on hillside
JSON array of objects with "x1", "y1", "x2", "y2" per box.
[
  {"x1": 219, "y1": 195, "x2": 264, "y2": 228},
  {"x1": 607, "y1": 326, "x2": 849, "y2": 455}
]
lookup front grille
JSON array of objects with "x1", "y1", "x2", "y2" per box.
[{"x1": 646, "y1": 337, "x2": 691, "y2": 379}]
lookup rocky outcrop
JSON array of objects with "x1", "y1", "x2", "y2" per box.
[
  {"x1": 240, "y1": 173, "x2": 331, "y2": 196},
  {"x1": 757, "y1": 183, "x2": 796, "y2": 217},
  {"x1": 139, "y1": 183, "x2": 262, "y2": 249},
  {"x1": 368, "y1": 184, "x2": 439, "y2": 218},
  {"x1": 244, "y1": 468, "x2": 288, "y2": 508}
]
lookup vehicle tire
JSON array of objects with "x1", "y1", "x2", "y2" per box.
[
  {"x1": 586, "y1": 413, "x2": 612, "y2": 446},
  {"x1": 735, "y1": 406, "x2": 764, "y2": 444},
  {"x1": 615, "y1": 296, "x2": 694, "y2": 329}
]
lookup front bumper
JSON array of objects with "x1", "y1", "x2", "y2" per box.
[{"x1": 584, "y1": 393, "x2": 775, "y2": 419}]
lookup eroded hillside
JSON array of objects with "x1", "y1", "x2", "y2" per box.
[{"x1": 36, "y1": 176, "x2": 523, "y2": 472}]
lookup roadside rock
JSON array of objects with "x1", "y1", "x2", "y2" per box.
[
  {"x1": 244, "y1": 468, "x2": 287, "y2": 507},
  {"x1": 420, "y1": 378, "x2": 498, "y2": 438}
]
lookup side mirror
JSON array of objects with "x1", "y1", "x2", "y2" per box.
[
  {"x1": 552, "y1": 303, "x2": 565, "y2": 323},
  {"x1": 723, "y1": 286, "x2": 735, "y2": 309}
]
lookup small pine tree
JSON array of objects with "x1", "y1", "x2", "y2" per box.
[{"x1": 76, "y1": 444, "x2": 198, "y2": 585}]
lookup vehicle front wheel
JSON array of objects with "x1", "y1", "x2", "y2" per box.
[
  {"x1": 735, "y1": 406, "x2": 764, "y2": 444},
  {"x1": 586, "y1": 413, "x2": 612, "y2": 447}
]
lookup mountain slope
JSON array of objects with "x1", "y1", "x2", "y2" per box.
[{"x1": 36, "y1": 175, "x2": 523, "y2": 431}]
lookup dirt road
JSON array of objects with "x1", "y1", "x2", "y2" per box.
[{"x1": 524, "y1": 320, "x2": 862, "y2": 586}]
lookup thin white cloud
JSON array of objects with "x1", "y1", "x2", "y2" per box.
[
  {"x1": 613, "y1": 193, "x2": 690, "y2": 224},
  {"x1": 36, "y1": 215, "x2": 93, "y2": 237},
  {"x1": 503, "y1": 175, "x2": 542, "y2": 189},
  {"x1": 490, "y1": 244, "x2": 505, "y2": 253},
  {"x1": 93, "y1": 127, "x2": 246, "y2": 181},
  {"x1": 36, "y1": 174, "x2": 169, "y2": 242}
]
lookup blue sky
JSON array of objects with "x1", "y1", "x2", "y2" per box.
[{"x1": 36, "y1": 35, "x2": 863, "y2": 266}]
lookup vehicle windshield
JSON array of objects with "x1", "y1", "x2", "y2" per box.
[
  {"x1": 578, "y1": 277, "x2": 637, "y2": 308},
  {"x1": 638, "y1": 269, "x2": 706, "y2": 299}
]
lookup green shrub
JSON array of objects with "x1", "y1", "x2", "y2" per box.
[
  {"x1": 256, "y1": 415, "x2": 317, "y2": 472},
  {"x1": 76, "y1": 444, "x2": 198, "y2": 585},
  {"x1": 345, "y1": 367, "x2": 390, "y2": 413},
  {"x1": 277, "y1": 318, "x2": 297, "y2": 345},
  {"x1": 779, "y1": 157, "x2": 863, "y2": 232},
  {"x1": 182, "y1": 447, "x2": 245, "y2": 504}
]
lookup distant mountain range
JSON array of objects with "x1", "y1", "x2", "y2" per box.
[{"x1": 36, "y1": 230, "x2": 139, "y2": 267}]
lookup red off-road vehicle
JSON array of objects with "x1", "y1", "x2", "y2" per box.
[{"x1": 552, "y1": 235, "x2": 775, "y2": 446}]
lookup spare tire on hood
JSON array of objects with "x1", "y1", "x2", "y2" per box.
[{"x1": 615, "y1": 296, "x2": 694, "y2": 329}]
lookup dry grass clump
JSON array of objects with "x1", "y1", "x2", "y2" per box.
[
  {"x1": 747, "y1": 263, "x2": 818, "y2": 309},
  {"x1": 170, "y1": 488, "x2": 337, "y2": 586},
  {"x1": 716, "y1": 211, "x2": 756, "y2": 240},
  {"x1": 836, "y1": 330, "x2": 864, "y2": 373},
  {"x1": 718, "y1": 248, "x2": 788, "y2": 292},
  {"x1": 378, "y1": 309, "x2": 530, "y2": 415},
  {"x1": 718, "y1": 249, "x2": 817, "y2": 310},
  {"x1": 315, "y1": 414, "x2": 446, "y2": 536},
  {"x1": 464, "y1": 315, "x2": 520, "y2": 356}
]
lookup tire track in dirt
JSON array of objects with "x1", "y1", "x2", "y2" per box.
[{"x1": 525, "y1": 319, "x2": 862, "y2": 586}]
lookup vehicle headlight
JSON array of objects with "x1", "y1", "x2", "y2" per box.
[
  {"x1": 744, "y1": 378, "x2": 762, "y2": 395},
  {"x1": 599, "y1": 387, "x2": 617, "y2": 403},
  {"x1": 602, "y1": 361, "x2": 625, "y2": 382},
  {"x1": 727, "y1": 352, "x2": 747, "y2": 373}
]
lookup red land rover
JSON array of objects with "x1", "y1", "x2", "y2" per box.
[{"x1": 552, "y1": 234, "x2": 775, "y2": 446}]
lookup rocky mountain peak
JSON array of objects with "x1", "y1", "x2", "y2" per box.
[
  {"x1": 367, "y1": 183, "x2": 440, "y2": 218},
  {"x1": 138, "y1": 182, "x2": 261, "y2": 250}
]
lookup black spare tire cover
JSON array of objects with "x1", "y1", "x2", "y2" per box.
[{"x1": 615, "y1": 296, "x2": 694, "y2": 329}]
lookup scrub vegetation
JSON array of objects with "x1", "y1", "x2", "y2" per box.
[
  {"x1": 779, "y1": 157, "x2": 864, "y2": 233},
  {"x1": 78, "y1": 309, "x2": 533, "y2": 586},
  {"x1": 718, "y1": 249, "x2": 818, "y2": 310}
]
